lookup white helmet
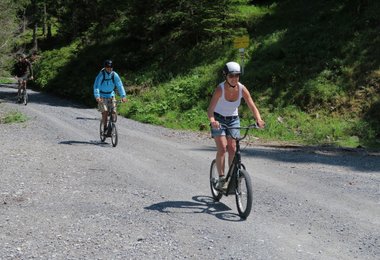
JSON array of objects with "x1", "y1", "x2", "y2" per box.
[{"x1": 223, "y1": 61, "x2": 241, "y2": 75}]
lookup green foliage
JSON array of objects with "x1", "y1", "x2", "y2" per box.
[
  {"x1": 297, "y1": 71, "x2": 343, "y2": 111},
  {"x1": 350, "y1": 116, "x2": 380, "y2": 148},
  {"x1": 250, "y1": 106, "x2": 365, "y2": 148},
  {"x1": 14, "y1": 0, "x2": 380, "y2": 148},
  {"x1": 126, "y1": 0, "x2": 243, "y2": 46},
  {"x1": 33, "y1": 42, "x2": 78, "y2": 89},
  {"x1": 0, "y1": 0, "x2": 21, "y2": 75},
  {"x1": 1, "y1": 111, "x2": 27, "y2": 124},
  {"x1": 0, "y1": 78, "x2": 15, "y2": 84},
  {"x1": 122, "y1": 64, "x2": 221, "y2": 131},
  {"x1": 244, "y1": 0, "x2": 380, "y2": 112}
]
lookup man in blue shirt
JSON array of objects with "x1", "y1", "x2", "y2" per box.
[{"x1": 94, "y1": 60, "x2": 127, "y2": 133}]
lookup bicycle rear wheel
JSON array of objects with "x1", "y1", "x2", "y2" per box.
[
  {"x1": 210, "y1": 159, "x2": 223, "y2": 201},
  {"x1": 99, "y1": 120, "x2": 106, "y2": 142},
  {"x1": 111, "y1": 123, "x2": 118, "y2": 147},
  {"x1": 235, "y1": 169, "x2": 253, "y2": 219}
]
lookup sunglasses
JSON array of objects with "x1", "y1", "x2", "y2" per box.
[{"x1": 227, "y1": 74, "x2": 240, "y2": 78}]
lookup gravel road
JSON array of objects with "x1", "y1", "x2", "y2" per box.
[{"x1": 0, "y1": 85, "x2": 379, "y2": 260}]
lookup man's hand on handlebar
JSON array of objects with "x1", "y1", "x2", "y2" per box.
[{"x1": 96, "y1": 97, "x2": 127, "y2": 103}]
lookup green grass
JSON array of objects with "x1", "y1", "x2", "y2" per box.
[
  {"x1": 0, "y1": 77, "x2": 15, "y2": 84},
  {"x1": 0, "y1": 111, "x2": 27, "y2": 124},
  {"x1": 254, "y1": 107, "x2": 361, "y2": 147}
]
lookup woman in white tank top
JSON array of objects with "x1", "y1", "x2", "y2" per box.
[{"x1": 207, "y1": 61, "x2": 265, "y2": 187}]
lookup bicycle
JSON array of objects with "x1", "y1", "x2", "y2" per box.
[
  {"x1": 18, "y1": 88, "x2": 28, "y2": 105},
  {"x1": 99, "y1": 100, "x2": 120, "y2": 147},
  {"x1": 209, "y1": 123, "x2": 259, "y2": 219},
  {"x1": 16, "y1": 77, "x2": 30, "y2": 105}
]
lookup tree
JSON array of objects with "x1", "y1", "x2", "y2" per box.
[
  {"x1": 51, "y1": 0, "x2": 126, "y2": 40},
  {"x1": 0, "y1": 0, "x2": 24, "y2": 74},
  {"x1": 125, "y1": 0, "x2": 245, "y2": 47}
]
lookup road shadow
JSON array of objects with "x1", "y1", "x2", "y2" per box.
[
  {"x1": 0, "y1": 83, "x2": 17, "y2": 89},
  {"x1": 0, "y1": 87, "x2": 38, "y2": 104},
  {"x1": 0, "y1": 86, "x2": 89, "y2": 109},
  {"x1": 145, "y1": 195, "x2": 245, "y2": 222},
  {"x1": 195, "y1": 144, "x2": 380, "y2": 173},
  {"x1": 59, "y1": 140, "x2": 110, "y2": 147},
  {"x1": 241, "y1": 146, "x2": 380, "y2": 172},
  {"x1": 76, "y1": 116, "x2": 99, "y2": 121}
]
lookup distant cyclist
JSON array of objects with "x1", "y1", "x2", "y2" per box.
[
  {"x1": 14, "y1": 54, "x2": 33, "y2": 102},
  {"x1": 93, "y1": 60, "x2": 127, "y2": 133}
]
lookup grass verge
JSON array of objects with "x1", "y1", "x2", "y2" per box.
[{"x1": 0, "y1": 111, "x2": 27, "y2": 124}]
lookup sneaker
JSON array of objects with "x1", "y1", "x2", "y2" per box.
[{"x1": 217, "y1": 176, "x2": 228, "y2": 190}]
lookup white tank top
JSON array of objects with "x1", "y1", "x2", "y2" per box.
[{"x1": 214, "y1": 82, "x2": 243, "y2": 116}]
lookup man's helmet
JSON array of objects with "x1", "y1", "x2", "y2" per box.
[
  {"x1": 223, "y1": 61, "x2": 241, "y2": 75},
  {"x1": 104, "y1": 60, "x2": 113, "y2": 67}
]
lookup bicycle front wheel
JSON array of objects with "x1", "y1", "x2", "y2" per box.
[
  {"x1": 111, "y1": 123, "x2": 118, "y2": 147},
  {"x1": 23, "y1": 91, "x2": 28, "y2": 105},
  {"x1": 210, "y1": 159, "x2": 223, "y2": 201},
  {"x1": 235, "y1": 169, "x2": 253, "y2": 219}
]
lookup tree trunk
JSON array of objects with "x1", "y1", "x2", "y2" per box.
[
  {"x1": 47, "y1": 22, "x2": 52, "y2": 39},
  {"x1": 42, "y1": 3, "x2": 47, "y2": 36},
  {"x1": 33, "y1": 22, "x2": 38, "y2": 50},
  {"x1": 22, "y1": 9, "x2": 27, "y2": 33}
]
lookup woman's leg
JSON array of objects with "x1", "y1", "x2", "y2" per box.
[
  {"x1": 214, "y1": 135, "x2": 228, "y2": 177},
  {"x1": 226, "y1": 137, "x2": 236, "y2": 166}
]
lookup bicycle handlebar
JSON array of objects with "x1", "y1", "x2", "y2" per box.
[
  {"x1": 98, "y1": 98, "x2": 123, "y2": 104},
  {"x1": 219, "y1": 123, "x2": 261, "y2": 141},
  {"x1": 219, "y1": 123, "x2": 260, "y2": 130}
]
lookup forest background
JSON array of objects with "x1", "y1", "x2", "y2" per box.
[{"x1": 0, "y1": 0, "x2": 379, "y2": 148}]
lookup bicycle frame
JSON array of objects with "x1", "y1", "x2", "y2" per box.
[
  {"x1": 99, "y1": 99, "x2": 121, "y2": 147},
  {"x1": 225, "y1": 147, "x2": 241, "y2": 194},
  {"x1": 220, "y1": 124, "x2": 257, "y2": 195},
  {"x1": 17, "y1": 87, "x2": 28, "y2": 105},
  {"x1": 105, "y1": 108, "x2": 117, "y2": 132},
  {"x1": 209, "y1": 123, "x2": 261, "y2": 218},
  {"x1": 99, "y1": 99, "x2": 120, "y2": 122}
]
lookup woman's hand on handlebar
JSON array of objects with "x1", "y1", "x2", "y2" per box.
[
  {"x1": 210, "y1": 120, "x2": 220, "y2": 129},
  {"x1": 256, "y1": 119, "x2": 265, "y2": 128}
]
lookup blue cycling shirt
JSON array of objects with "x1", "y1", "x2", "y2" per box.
[{"x1": 93, "y1": 69, "x2": 126, "y2": 99}]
